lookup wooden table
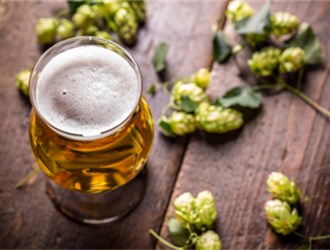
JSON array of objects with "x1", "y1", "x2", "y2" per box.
[{"x1": 1, "y1": 0, "x2": 329, "y2": 249}]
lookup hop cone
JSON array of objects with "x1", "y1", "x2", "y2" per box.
[
  {"x1": 57, "y1": 19, "x2": 74, "y2": 40},
  {"x1": 196, "y1": 230, "x2": 222, "y2": 250},
  {"x1": 265, "y1": 199, "x2": 302, "y2": 235},
  {"x1": 168, "y1": 112, "x2": 196, "y2": 136},
  {"x1": 191, "y1": 68, "x2": 211, "y2": 89},
  {"x1": 113, "y1": 5, "x2": 138, "y2": 45},
  {"x1": 267, "y1": 172, "x2": 301, "y2": 204},
  {"x1": 128, "y1": 0, "x2": 146, "y2": 24},
  {"x1": 226, "y1": 0, "x2": 254, "y2": 23},
  {"x1": 35, "y1": 18, "x2": 58, "y2": 45},
  {"x1": 195, "y1": 102, "x2": 243, "y2": 134},
  {"x1": 171, "y1": 82, "x2": 209, "y2": 106},
  {"x1": 194, "y1": 191, "x2": 217, "y2": 231},
  {"x1": 72, "y1": 5, "x2": 98, "y2": 29},
  {"x1": 279, "y1": 47, "x2": 305, "y2": 73},
  {"x1": 248, "y1": 47, "x2": 281, "y2": 76},
  {"x1": 271, "y1": 12, "x2": 300, "y2": 37},
  {"x1": 173, "y1": 192, "x2": 198, "y2": 226},
  {"x1": 16, "y1": 69, "x2": 31, "y2": 96},
  {"x1": 76, "y1": 25, "x2": 98, "y2": 36},
  {"x1": 95, "y1": 31, "x2": 111, "y2": 40}
]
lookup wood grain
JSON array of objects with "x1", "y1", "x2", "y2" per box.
[
  {"x1": 158, "y1": 1, "x2": 330, "y2": 249},
  {"x1": 0, "y1": 0, "x2": 222, "y2": 248}
]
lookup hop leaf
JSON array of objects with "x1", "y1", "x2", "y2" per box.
[
  {"x1": 267, "y1": 172, "x2": 301, "y2": 204},
  {"x1": 194, "y1": 191, "x2": 217, "y2": 231},
  {"x1": 195, "y1": 102, "x2": 243, "y2": 134},
  {"x1": 248, "y1": 47, "x2": 281, "y2": 76},
  {"x1": 279, "y1": 47, "x2": 305, "y2": 73},
  {"x1": 265, "y1": 199, "x2": 302, "y2": 235},
  {"x1": 196, "y1": 230, "x2": 222, "y2": 250},
  {"x1": 226, "y1": 0, "x2": 254, "y2": 23},
  {"x1": 191, "y1": 68, "x2": 211, "y2": 89},
  {"x1": 35, "y1": 18, "x2": 58, "y2": 45},
  {"x1": 171, "y1": 82, "x2": 209, "y2": 107},
  {"x1": 271, "y1": 12, "x2": 300, "y2": 38},
  {"x1": 15, "y1": 69, "x2": 31, "y2": 96},
  {"x1": 168, "y1": 112, "x2": 196, "y2": 136},
  {"x1": 57, "y1": 18, "x2": 75, "y2": 40}
]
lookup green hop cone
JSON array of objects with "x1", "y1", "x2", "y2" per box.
[
  {"x1": 195, "y1": 102, "x2": 243, "y2": 134},
  {"x1": 279, "y1": 47, "x2": 305, "y2": 74},
  {"x1": 265, "y1": 199, "x2": 302, "y2": 235},
  {"x1": 226, "y1": 0, "x2": 254, "y2": 23},
  {"x1": 191, "y1": 68, "x2": 211, "y2": 89},
  {"x1": 15, "y1": 69, "x2": 31, "y2": 97},
  {"x1": 128, "y1": 0, "x2": 146, "y2": 24},
  {"x1": 57, "y1": 19, "x2": 74, "y2": 40},
  {"x1": 98, "y1": 0, "x2": 116, "y2": 17},
  {"x1": 171, "y1": 82, "x2": 209, "y2": 106},
  {"x1": 196, "y1": 230, "x2": 222, "y2": 250},
  {"x1": 168, "y1": 112, "x2": 196, "y2": 136},
  {"x1": 76, "y1": 25, "x2": 98, "y2": 36},
  {"x1": 72, "y1": 4, "x2": 98, "y2": 29},
  {"x1": 95, "y1": 31, "x2": 112, "y2": 40},
  {"x1": 271, "y1": 12, "x2": 300, "y2": 38},
  {"x1": 194, "y1": 191, "x2": 217, "y2": 231},
  {"x1": 113, "y1": 5, "x2": 138, "y2": 45},
  {"x1": 248, "y1": 47, "x2": 281, "y2": 76},
  {"x1": 173, "y1": 192, "x2": 198, "y2": 226},
  {"x1": 267, "y1": 172, "x2": 301, "y2": 204},
  {"x1": 35, "y1": 18, "x2": 58, "y2": 45}
]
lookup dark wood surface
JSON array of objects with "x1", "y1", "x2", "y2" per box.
[{"x1": 0, "y1": 0, "x2": 329, "y2": 249}]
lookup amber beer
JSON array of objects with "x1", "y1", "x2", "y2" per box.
[{"x1": 29, "y1": 40, "x2": 153, "y2": 194}]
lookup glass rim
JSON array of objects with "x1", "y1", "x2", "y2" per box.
[{"x1": 29, "y1": 36, "x2": 143, "y2": 141}]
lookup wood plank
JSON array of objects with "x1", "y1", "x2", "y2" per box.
[
  {"x1": 0, "y1": 0, "x2": 223, "y2": 248},
  {"x1": 158, "y1": 1, "x2": 330, "y2": 249}
]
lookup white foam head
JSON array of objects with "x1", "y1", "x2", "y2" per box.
[{"x1": 36, "y1": 45, "x2": 140, "y2": 138}]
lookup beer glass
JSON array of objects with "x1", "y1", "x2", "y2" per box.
[{"x1": 29, "y1": 37, "x2": 154, "y2": 224}]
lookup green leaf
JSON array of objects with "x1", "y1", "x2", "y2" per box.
[
  {"x1": 180, "y1": 95, "x2": 198, "y2": 113},
  {"x1": 215, "y1": 86, "x2": 262, "y2": 109},
  {"x1": 67, "y1": 0, "x2": 85, "y2": 13},
  {"x1": 284, "y1": 22, "x2": 322, "y2": 65},
  {"x1": 153, "y1": 42, "x2": 169, "y2": 73},
  {"x1": 158, "y1": 117, "x2": 175, "y2": 137},
  {"x1": 236, "y1": 0, "x2": 271, "y2": 34},
  {"x1": 168, "y1": 218, "x2": 190, "y2": 247},
  {"x1": 147, "y1": 84, "x2": 157, "y2": 96},
  {"x1": 213, "y1": 31, "x2": 232, "y2": 63}
]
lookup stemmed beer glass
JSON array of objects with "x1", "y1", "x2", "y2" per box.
[{"x1": 29, "y1": 37, "x2": 154, "y2": 224}]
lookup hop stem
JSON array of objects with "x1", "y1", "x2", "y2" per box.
[
  {"x1": 277, "y1": 78, "x2": 330, "y2": 118},
  {"x1": 309, "y1": 234, "x2": 330, "y2": 241},
  {"x1": 149, "y1": 229, "x2": 183, "y2": 250}
]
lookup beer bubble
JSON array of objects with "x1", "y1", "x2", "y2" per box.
[{"x1": 36, "y1": 46, "x2": 139, "y2": 137}]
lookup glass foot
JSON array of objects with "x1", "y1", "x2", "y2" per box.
[{"x1": 46, "y1": 168, "x2": 148, "y2": 224}]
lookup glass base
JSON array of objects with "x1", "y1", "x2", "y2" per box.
[{"x1": 46, "y1": 168, "x2": 148, "y2": 224}]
